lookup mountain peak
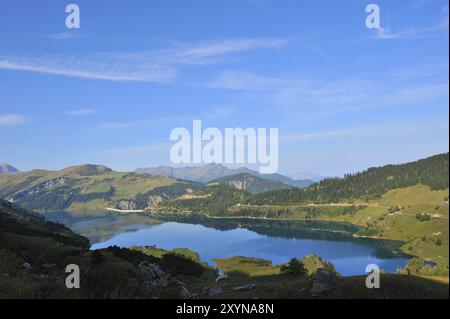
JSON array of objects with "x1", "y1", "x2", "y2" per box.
[
  {"x1": 60, "y1": 164, "x2": 113, "y2": 176},
  {"x1": 0, "y1": 162, "x2": 19, "y2": 175}
]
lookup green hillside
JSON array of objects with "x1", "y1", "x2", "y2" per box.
[
  {"x1": 155, "y1": 184, "x2": 248, "y2": 216},
  {"x1": 0, "y1": 164, "x2": 200, "y2": 213},
  {"x1": 208, "y1": 172, "x2": 292, "y2": 194},
  {"x1": 1, "y1": 199, "x2": 447, "y2": 299},
  {"x1": 246, "y1": 153, "x2": 449, "y2": 205}
]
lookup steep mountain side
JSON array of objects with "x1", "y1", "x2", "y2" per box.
[
  {"x1": 155, "y1": 184, "x2": 248, "y2": 216},
  {"x1": 135, "y1": 163, "x2": 313, "y2": 188},
  {"x1": 208, "y1": 173, "x2": 292, "y2": 194},
  {"x1": 0, "y1": 164, "x2": 200, "y2": 212},
  {"x1": 0, "y1": 199, "x2": 89, "y2": 249},
  {"x1": 0, "y1": 162, "x2": 18, "y2": 175},
  {"x1": 0, "y1": 199, "x2": 215, "y2": 298},
  {"x1": 246, "y1": 153, "x2": 449, "y2": 205}
]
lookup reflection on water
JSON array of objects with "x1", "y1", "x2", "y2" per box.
[{"x1": 45, "y1": 212, "x2": 410, "y2": 276}]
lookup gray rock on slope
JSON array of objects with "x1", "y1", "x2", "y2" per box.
[
  {"x1": 136, "y1": 261, "x2": 169, "y2": 289},
  {"x1": 310, "y1": 269, "x2": 337, "y2": 295}
]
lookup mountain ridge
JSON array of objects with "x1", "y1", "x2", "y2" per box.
[
  {"x1": 208, "y1": 172, "x2": 292, "y2": 194},
  {"x1": 135, "y1": 163, "x2": 313, "y2": 188},
  {"x1": 0, "y1": 162, "x2": 19, "y2": 175}
]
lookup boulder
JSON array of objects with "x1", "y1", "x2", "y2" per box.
[
  {"x1": 114, "y1": 200, "x2": 138, "y2": 211},
  {"x1": 201, "y1": 285, "x2": 223, "y2": 297},
  {"x1": 232, "y1": 283, "x2": 256, "y2": 291},
  {"x1": 310, "y1": 268, "x2": 337, "y2": 295},
  {"x1": 180, "y1": 286, "x2": 193, "y2": 299},
  {"x1": 136, "y1": 261, "x2": 169, "y2": 289}
]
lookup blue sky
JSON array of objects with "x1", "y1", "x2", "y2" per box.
[{"x1": 0, "y1": 0, "x2": 448, "y2": 176}]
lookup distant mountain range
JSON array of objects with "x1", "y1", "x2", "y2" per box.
[
  {"x1": 0, "y1": 162, "x2": 18, "y2": 175},
  {"x1": 135, "y1": 163, "x2": 313, "y2": 188},
  {"x1": 287, "y1": 171, "x2": 326, "y2": 182},
  {"x1": 0, "y1": 164, "x2": 201, "y2": 212},
  {"x1": 0, "y1": 162, "x2": 313, "y2": 212},
  {"x1": 208, "y1": 172, "x2": 292, "y2": 194}
]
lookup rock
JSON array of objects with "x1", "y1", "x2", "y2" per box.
[
  {"x1": 215, "y1": 269, "x2": 228, "y2": 282},
  {"x1": 232, "y1": 284, "x2": 256, "y2": 291},
  {"x1": 310, "y1": 268, "x2": 337, "y2": 295},
  {"x1": 114, "y1": 200, "x2": 138, "y2": 211},
  {"x1": 209, "y1": 286, "x2": 222, "y2": 296},
  {"x1": 136, "y1": 261, "x2": 169, "y2": 289},
  {"x1": 201, "y1": 285, "x2": 223, "y2": 297},
  {"x1": 146, "y1": 195, "x2": 166, "y2": 208},
  {"x1": 180, "y1": 286, "x2": 192, "y2": 299}
]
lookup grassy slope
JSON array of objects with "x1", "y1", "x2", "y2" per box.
[
  {"x1": 227, "y1": 185, "x2": 449, "y2": 275},
  {"x1": 0, "y1": 165, "x2": 176, "y2": 212},
  {"x1": 1, "y1": 199, "x2": 448, "y2": 299},
  {"x1": 212, "y1": 255, "x2": 448, "y2": 299}
]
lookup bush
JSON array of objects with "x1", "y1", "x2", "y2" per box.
[
  {"x1": 161, "y1": 253, "x2": 204, "y2": 277},
  {"x1": 280, "y1": 258, "x2": 306, "y2": 276},
  {"x1": 415, "y1": 213, "x2": 431, "y2": 222}
]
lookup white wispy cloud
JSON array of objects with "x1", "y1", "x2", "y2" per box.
[
  {"x1": 208, "y1": 70, "x2": 308, "y2": 90},
  {"x1": 207, "y1": 66, "x2": 449, "y2": 122},
  {"x1": 0, "y1": 114, "x2": 27, "y2": 126},
  {"x1": 92, "y1": 106, "x2": 234, "y2": 130},
  {"x1": 65, "y1": 108, "x2": 96, "y2": 116},
  {"x1": 0, "y1": 37, "x2": 290, "y2": 82},
  {"x1": 374, "y1": 6, "x2": 449, "y2": 40},
  {"x1": 0, "y1": 56, "x2": 176, "y2": 82},
  {"x1": 92, "y1": 116, "x2": 193, "y2": 130}
]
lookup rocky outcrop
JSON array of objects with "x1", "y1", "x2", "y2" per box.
[
  {"x1": 11, "y1": 178, "x2": 66, "y2": 201},
  {"x1": 179, "y1": 286, "x2": 193, "y2": 299},
  {"x1": 201, "y1": 285, "x2": 222, "y2": 297},
  {"x1": 146, "y1": 195, "x2": 166, "y2": 208},
  {"x1": 310, "y1": 269, "x2": 337, "y2": 295},
  {"x1": 114, "y1": 200, "x2": 138, "y2": 211},
  {"x1": 232, "y1": 283, "x2": 256, "y2": 291},
  {"x1": 136, "y1": 261, "x2": 169, "y2": 289}
]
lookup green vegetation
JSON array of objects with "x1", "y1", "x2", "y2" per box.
[
  {"x1": 280, "y1": 258, "x2": 307, "y2": 275},
  {"x1": 208, "y1": 173, "x2": 291, "y2": 194},
  {"x1": 0, "y1": 164, "x2": 200, "y2": 212},
  {"x1": 1, "y1": 199, "x2": 448, "y2": 299},
  {"x1": 246, "y1": 153, "x2": 448, "y2": 204},
  {"x1": 155, "y1": 184, "x2": 247, "y2": 216}
]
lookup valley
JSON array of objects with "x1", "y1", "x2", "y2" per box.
[{"x1": 0, "y1": 153, "x2": 448, "y2": 298}]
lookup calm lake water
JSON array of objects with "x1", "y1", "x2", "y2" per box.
[{"x1": 45, "y1": 213, "x2": 409, "y2": 276}]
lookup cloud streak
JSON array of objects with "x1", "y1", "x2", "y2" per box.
[
  {"x1": 65, "y1": 108, "x2": 96, "y2": 116},
  {"x1": 0, "y1": 37, "x2": 290, "y2": 82},
  {"x1": 0, "y1": 114, "x2": 27, "y2": 126}
]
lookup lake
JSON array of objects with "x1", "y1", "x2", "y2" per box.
[{"x1": 45, "y1": 213, "x2": 410, "y2": 276}]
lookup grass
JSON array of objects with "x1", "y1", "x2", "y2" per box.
[
  {"x1": 214, "y1": 256, "x2": 280, "y2": 277},
  {"x1": 210, "y1": 255, "x2": 448, "y2": 299}
]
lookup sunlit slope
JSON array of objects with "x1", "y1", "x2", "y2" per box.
[{"x1": 0, "y1": 164, "x2": 199, "y2": 212}]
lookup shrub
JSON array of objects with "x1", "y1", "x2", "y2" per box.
[
  {"x1": 415, "y1": 213, "x2": 431, "y2": 222},
  {"x1": 280, "y1": 258, "x2": 306, "y2": 276},
  {"x1": 161, "y1": 253, "x2": 204, "y2": 277}
]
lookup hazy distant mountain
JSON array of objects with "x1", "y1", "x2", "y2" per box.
[
  {"x1": 135, "y1": 163, "x2": 313, "y2": 188},
  {"x1": 287, "y1": 171, "x2": 326, "y2": 182},
  {"x1": 208, "y1": 173, "x2": 292, "y2": 194},
  {"x1": 0, "y1": 163, "x2": 19, "y2": 175}
]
